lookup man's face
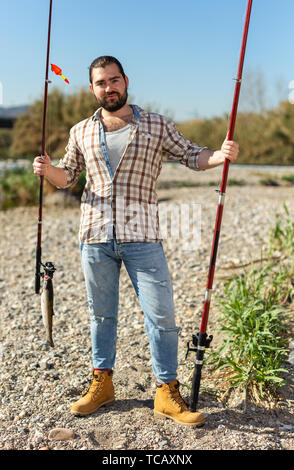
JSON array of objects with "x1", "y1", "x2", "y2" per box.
[{"x1": 90, "y1": 63, "x2": 129, "y2": 112}]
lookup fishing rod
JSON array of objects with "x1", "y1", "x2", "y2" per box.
[
  {"x1": 186, "y1": 0, "x2": 253, "y2": 411},
  {"x1": 35, "y1": 0, "x2": 55, "y2": 294}
]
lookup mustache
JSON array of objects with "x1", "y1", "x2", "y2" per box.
[{"x1": 105, "y1": 92, "x2": 119, "y2": 97}]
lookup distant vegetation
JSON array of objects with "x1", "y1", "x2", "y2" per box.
[
  {"x1": 0, "y1": 167, "x2": 39, "y2": 209},
  {"x1": 0, "y1": 129, "x2": 13, "y2": 158},
  {"x1": 0, "y1": 88, "x2": 294, "y2": 209},
  {"x1": 9, "y1": 88, "x2": 98, "y2": 159},
  {"x1": 0, "y1": 87, "x2": 293, "y2": 165},
  {"x1": 177, "y1": 100, "x2": 294, "y2": 166}
]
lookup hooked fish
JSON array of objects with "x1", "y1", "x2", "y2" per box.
[{"x1": 41, "y1": 274, "x2": 54, "y2": 347}]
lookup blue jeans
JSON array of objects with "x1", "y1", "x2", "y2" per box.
[{"x1": 80, "y1": 237, "x2": 180, "y2": 383}]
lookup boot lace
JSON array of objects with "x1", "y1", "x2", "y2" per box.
[
  {"x1": 167, "y1": 383, "x2": 188, "y2": 411},
  {"x1": 82, "y1": 373, "x2": 105, "y2": 398}
]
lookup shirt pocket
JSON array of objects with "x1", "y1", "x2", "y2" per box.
[{"x1": 140, "y1": 131, "x2": 162, "y2": 165}]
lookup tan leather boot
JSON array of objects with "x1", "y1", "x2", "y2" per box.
[
  {"x1": 71, "y1": 370, "x2": 115, "y2": 416},
  {"x1": 154, "y1": 380, "x2": 205, "y2": 427}
]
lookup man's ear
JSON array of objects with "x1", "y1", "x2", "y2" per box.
[
  {"x1": 89, "y1": 83, "x2": 94, "y2": 95},
  {"x1": 125, "y1": 75, "x2": 129, "y2": 88}
]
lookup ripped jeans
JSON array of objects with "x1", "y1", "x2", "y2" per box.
[{"x1": 80, "y1": 237, "x2": 180, "y2": 383}]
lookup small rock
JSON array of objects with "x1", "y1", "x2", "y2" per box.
[
  {"x1": 287, "y1": 351, "x2": 294, "y2": 366},
  {"x1": 159, "y1": 440, "x2": 168, "y2": 447},
  {"x1": 19, "y1": 409, "x2": 29, "y2": 419},
  {"x1": 48, "y1": 428, "x2": 75, "y2": 441},
  {"x1": 32, "y1": 430, "x2": 44, "y2": 445},
  {"x1": 40, "y1": 358, "x2": 55, "y2": 370},
  {"x1": 279, "y1": 424, "x2": 293, "y2": 431}
]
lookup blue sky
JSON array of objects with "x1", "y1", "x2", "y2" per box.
[{"x1": 0, "y1": 0, "x2": 293, "y2": 121}]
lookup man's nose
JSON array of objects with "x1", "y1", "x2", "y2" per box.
[{"x1": 105, "y1": 83, "x2": 114, "y2": 92}]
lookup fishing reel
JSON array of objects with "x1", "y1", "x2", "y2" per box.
[
  {"x1": 35, "y1": 260, "x2": 56, "y2": 294},
  {"x1": 40, "y1": 261, "x2": 56, "y2": 280},
  {"x1": 185, "y1": 332, "x2": 213, "y2": 361}
]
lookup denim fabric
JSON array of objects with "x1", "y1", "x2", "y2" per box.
[{"x1": 80, "y1": 237, "x2": 180, "y2": 383}]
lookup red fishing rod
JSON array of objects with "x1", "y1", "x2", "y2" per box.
[
  {"x1": 186, "y1": 0, "x2": 253, "y2": 411},
  {"x1": 35, "y1": 0, "x2": 54, "y2": 294}
]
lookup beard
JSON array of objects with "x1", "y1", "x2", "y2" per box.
[{"x1": 96, "y1": 87, "x2": 128, "y2": 112}]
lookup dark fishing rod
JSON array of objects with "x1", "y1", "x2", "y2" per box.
[
  {"x1": 186, "y1": 0, "x2": 253, "y2": 411},
  {"x1": 35, "y1": 0, "x2": 54, "y2": 294}
]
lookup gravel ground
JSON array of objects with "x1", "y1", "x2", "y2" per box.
[{"x1": 0, "y1": 164, "x2": 294, "y2": 451}]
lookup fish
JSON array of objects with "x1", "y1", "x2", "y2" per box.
[{"x1": 41, "y1": 274, "x2": 54, "y2": 347}]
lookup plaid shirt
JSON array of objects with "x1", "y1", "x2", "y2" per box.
[{"x1": 57, "y1": 105, "x2": 207, "y2": 244}]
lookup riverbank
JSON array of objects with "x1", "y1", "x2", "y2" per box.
[{"x1": 0, "y1": 164, "x2": 293, "y2": 450}]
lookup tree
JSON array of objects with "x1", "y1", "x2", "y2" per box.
[{"x1": 11, "y1": 88, "x2": 98, "y2": 159}]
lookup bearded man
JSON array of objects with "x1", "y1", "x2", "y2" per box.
[{"x1": 33, "y1": 55, "x2": 239, "y2": 427}]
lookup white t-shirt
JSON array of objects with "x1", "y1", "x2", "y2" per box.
[{"x1": 105, "y1": 124, "x2": 131, "y2": 174}]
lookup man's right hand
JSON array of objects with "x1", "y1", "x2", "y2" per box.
[{"x1": 33, "y1": 151, "x2": 51, "y2": 177}]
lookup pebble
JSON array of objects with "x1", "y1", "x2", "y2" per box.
[
  {"x1": 287, "y1": 352, "x2": 294, "y2": 366},
  {"x1": 33, "y1": 430, "x2": 44, "y2": 445},
  {"x1": 48, "y1": 428, "x2": 75, "y2": 441},
  {"x1": 279, "y1": 425, "x2": 293, "y2": 431}
]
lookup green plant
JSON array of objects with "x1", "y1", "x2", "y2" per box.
[
  {"x1": 281, "y1": 174, "x2": 294, "y2": 184},
  {"x1": 209, "y1": 267, "x2": 289, "y2": 400},
  {"x1": 259, "y1": 178, "x2": 280, "y2": 186},
  {"x1": 269, "y1": 203, "x2": 294, "y2": 256},
  {"x1": 0, "y1": 129, "x2": 13, "y2": 159},
  {"x1": 208, "y1": 203, "x2": 294, "y2": 400},
  {"x1": 207, "y1": 204, "x2": 294, "y2": 404},
  {"x1": 228, "y1": 179, "x2": 246, "y2": 186},
  {"x1": 0, "y1": 167, "x2": 39, "y2": 209}
]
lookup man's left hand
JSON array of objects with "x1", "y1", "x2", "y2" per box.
[{"x1": 220, "y1": 137, "x2": 239, "y2": 163}]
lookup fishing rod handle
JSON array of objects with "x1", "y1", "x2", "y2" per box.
[
  {"x1": 188, "y1": 332, "x2": 213, "y2": 411},
  {"x1": 190, "y1": 363, "x2": 202, "y2": 412},
  {"x1": 35, "y1": 246, "x2": 42, "y2": 294}
]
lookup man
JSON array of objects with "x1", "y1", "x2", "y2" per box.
[{"x1": 33, "y1": 56, "x2": 239, "y2": 427}]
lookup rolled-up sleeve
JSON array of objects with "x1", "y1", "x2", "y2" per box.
[
  {"x1": 162, "y1": 119, "x2": 207, "y2": 171},
  {"x1": 56, "y1": 127, "x2": 86, "y2": 188}
]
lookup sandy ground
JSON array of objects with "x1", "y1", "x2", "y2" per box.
[{"x1": 0, "y1": 163, "x2": 294, "y2": 451}]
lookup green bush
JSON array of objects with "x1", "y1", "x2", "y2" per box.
[
  {"x1": 0, "y1": 129, "x2": 13, "y2": 158},
  {"x1": 210, "y1": 267, "x2": 289, "y2": 399},
  {"x1": 0, "y1": 166, "x2": 87, "y2": 210},
  {"x1": 207, "y1": 204, "x2": 293, "y2": 403},
  {"x1": 0, "y1": 167, "x2": 39, "y2": 209}
]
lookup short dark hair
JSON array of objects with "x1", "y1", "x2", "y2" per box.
[{"x1": 89, "y1": 56, "x2": 126, "y2": 83}]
